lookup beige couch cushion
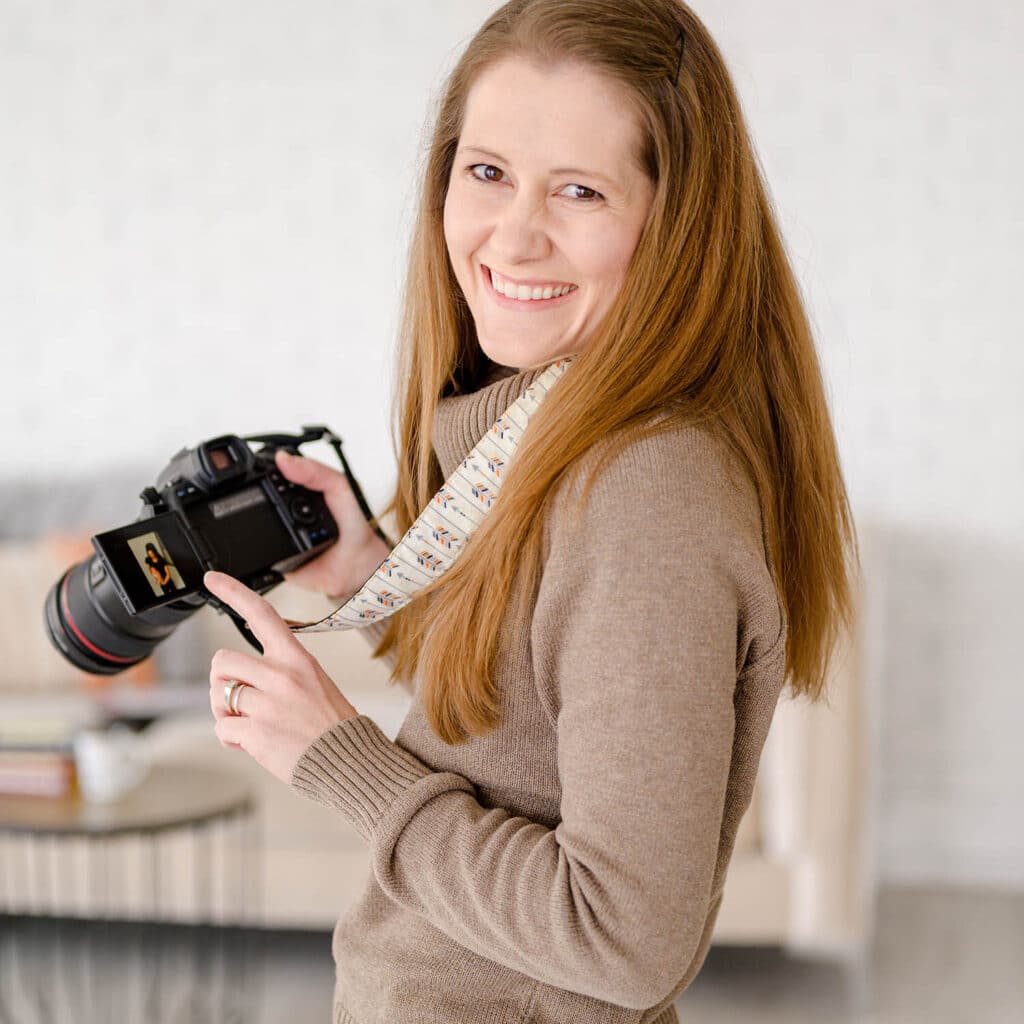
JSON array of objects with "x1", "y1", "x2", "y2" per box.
[{"x1": 0, "y1": 537, "x2": 156, "y2": 692}]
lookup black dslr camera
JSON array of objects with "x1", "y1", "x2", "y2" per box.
[{"x1": 45, "y1": 425, "x2": 379, "y2": 675}]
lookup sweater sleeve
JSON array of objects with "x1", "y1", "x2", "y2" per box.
[{"x1": 290, "y1": 429, "x2": 754, "y2": 1010}]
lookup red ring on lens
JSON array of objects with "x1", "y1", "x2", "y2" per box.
[{"x1": 60, "y1": 574, "x2": 139, "y2": 665}]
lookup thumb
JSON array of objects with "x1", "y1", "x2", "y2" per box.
[{"x1": 275, "y1": 450, "x2": 343, "y2": 494}]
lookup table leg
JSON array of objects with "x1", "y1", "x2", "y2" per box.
[
  {"x1": 192, "y1": 819, "x2": 212, "y2": 923},
  {"x1": 149, "y1": 831, "x2": 160, "y2": 920}
]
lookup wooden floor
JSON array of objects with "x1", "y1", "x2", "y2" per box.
[{"x1": 1, "y1": 883, "x2": 1020, "y2": 1023}]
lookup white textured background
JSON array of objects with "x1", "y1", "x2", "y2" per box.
[{"x1": 1, "y1": 1, "x2": 1021, "y2": 889}]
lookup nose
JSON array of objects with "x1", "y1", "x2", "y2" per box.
[{"x1": 488, "y1": 190, "x2": 552, "y2": 264}]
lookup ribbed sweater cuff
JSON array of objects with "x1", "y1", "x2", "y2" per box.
[{"x1": 289, "y1": 714, "x2": 437, "y2": 843}]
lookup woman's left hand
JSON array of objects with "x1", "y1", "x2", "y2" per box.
[{"x1": 205, "y1": 570, "x2": 359, "y2": 786}]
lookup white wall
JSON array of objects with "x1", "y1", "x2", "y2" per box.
[
  {"x1": 0, "y1": 0, "x2": 495, "y2": 511},
  {"x1": 2, "y1": 1, "x2": 1021, "y2": 888},
  {"x1": 711, "y1": 1, "x2": 1024, "y2": 890}
]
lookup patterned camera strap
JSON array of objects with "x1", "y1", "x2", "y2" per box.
[{"x1": 289, "y1": 355, "x2": 574, "y2": 634}]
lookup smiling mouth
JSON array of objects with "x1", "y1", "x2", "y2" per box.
[{"x1": 483, "y1": 265, "x2": 579, "y2": 304}]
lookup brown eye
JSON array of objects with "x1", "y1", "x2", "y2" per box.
[
  {"x1": 560, "y1": 183, "x2": 602, "y2": 202},
  {"x1": 469, "y1": 163, "x2": 505, "y2": 183}
]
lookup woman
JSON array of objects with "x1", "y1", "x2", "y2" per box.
[
  {"x1": 206, "y1": 1, "x2": 859, "y2": 1021},
  {"x1": 143, "y1": 542, "x2": 176, "y2": 596}
]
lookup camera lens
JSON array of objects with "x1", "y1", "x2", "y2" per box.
[{"x1": 44, "y1": 555, "x2": 203, "y2": 675}]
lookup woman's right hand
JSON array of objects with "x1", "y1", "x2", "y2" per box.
[{"x1": 274, "y1": 450, "x2": 391, "y2": 601}]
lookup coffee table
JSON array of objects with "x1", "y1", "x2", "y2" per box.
[{"x1": 0, "y1": 765, "x2": 255, "y2": 922}]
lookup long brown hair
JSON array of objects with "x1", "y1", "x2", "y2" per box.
[{"x1": 369, "y1": 0, "x2": 860, "y2": 744}]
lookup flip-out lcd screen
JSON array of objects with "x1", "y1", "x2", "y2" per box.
[{"x1": 92, "y1": 512, "x2": 206, "y2": 614}]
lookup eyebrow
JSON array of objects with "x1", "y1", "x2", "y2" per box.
[{"x1": 457, "y1": 145, "x2": 621, "y2": 189}]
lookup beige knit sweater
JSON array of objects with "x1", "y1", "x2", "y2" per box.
[{"x1": 290, "y1": 362, "x2": 788, "y2": 1024}]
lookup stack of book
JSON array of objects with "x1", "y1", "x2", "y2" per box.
[{"x1": 0, "y1": 693, "x2": 102, "y2": 798}]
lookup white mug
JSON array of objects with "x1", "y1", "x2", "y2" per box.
[{"x1": 73, "y1": 724, "x2": 151, "y2": 803}]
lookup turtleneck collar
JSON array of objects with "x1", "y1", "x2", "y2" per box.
[{"x1": 432, "y1": 362, "x2": 550, "y2": 478}]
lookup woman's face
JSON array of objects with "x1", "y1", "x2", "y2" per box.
[{"x1": 443, "y1": 57, "x2": 655, "y2": 371}]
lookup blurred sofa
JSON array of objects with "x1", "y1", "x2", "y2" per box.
[{"x1": 0, "y1": 472, "x2": 879, "y2": 985}]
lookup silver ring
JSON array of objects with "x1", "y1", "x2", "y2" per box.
[{"x1": 223, "y1": 679, "x2": 248, "y2": 716}]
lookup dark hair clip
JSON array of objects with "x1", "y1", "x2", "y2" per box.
[{"x1": 674, "y1": 26, "x2": 686, "y2": 85}]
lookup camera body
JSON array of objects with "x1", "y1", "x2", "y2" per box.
[
  {"x1": 94, "y1": 433, "x2": 337, "y2": 615},
  {"x1": 46, "y1": 430, "x2": 340, "y2": 675}
]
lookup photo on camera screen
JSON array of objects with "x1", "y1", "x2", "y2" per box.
[
  {"x1": 128, "y1": 531, "x2": 187, "y2": 598},
  {"x1": 93, "y1": 511, "x2": 205, "y2": 614}
]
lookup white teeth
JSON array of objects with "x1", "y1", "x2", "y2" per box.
[{"x1": 490, "y1": 268, "x2": 575, "y2": 301}]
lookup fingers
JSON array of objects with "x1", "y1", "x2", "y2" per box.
[
  {"x1": 210, "y1": 675, "x2": 248, "y2": 749},
  {"x1": 210, "y1": 678, "x2": 263, "y2": 723},
  {"x1": 209, "y1": 647, "x2": 265, "y2": 688},
  {"x1": 214, "y1": 715, "x2": 247, "y2": 750},
  {"x1": 275, "y1": 450, "x2": 345, "y2": 495},
  {"x1": 209, "y1": 649, "x2": 264, "y2": 720},
  {"x1": 204, "y1": 571, "x2": 300, "y2": 655}
]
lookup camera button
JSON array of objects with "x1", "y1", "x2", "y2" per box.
[{"x1": 290, "y1": 497, "x2": 317, "y2": 525}]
